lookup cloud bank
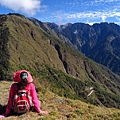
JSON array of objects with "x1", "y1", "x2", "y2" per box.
[
  {"x1": 0, "y1": 0, "x2": 41, "y2": 16},
  {"x1": 49, "y1": 0, "x2": 120, "y2": 25},
  {"x1": 67, "y1": 10, "x2": 120, "y2": 21}
]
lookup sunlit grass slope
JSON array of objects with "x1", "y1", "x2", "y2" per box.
[{"x1": 0, "y1": 81, "x2": 120, "y2": 120}]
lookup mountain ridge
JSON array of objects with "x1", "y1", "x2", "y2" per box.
[
  {"x1": 0, "y1": 13, "x2": 120, "y2": 109},
  {"x1": 37, "y1": 21, "x2": 120, "y2": 76},
  {"x1": 0, "y1": 80, "x2": 120, "y2": 120}
]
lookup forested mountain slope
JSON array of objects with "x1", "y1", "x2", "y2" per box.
[
  {"x1": 37, "y1": 21, "x2": 120, "y2": 76},
  {"x1": 0, "y1": 13, "x2": 120, "y2": 109}
]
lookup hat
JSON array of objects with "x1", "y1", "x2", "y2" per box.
[{"x1": 13, "y1": 70, "x2": 33, "y2": 82}]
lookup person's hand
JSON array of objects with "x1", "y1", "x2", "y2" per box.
[
  {"x1": 0, "y1": 114, "x2": 6, "y2": 118},
  {"x1": 39, "y1": 110, "x2": 48, "y2": 115}
]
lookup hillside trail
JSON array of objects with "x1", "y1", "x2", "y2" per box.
[{"x1": 0, "y1": 81, "x2": 120, "y2": 120}]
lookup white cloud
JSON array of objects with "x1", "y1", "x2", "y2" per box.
[
  {"x1": 46, "y1": 0, "x2": 120, "y2": 24},
  {"x1": 94, "y1": 0, "x2": 119, "y2": 3},
  {"x1": 65, "y1": 10, "x2": 120, "y2": 22},
  {"x1": 51, "y1": 1, "x2": 120, "y2": 26},
  {"x1": 0, "y1": 0, "x2": 41, "y2": 16},
  {"x1": 116, "y1": 17, "x2": 120, "y2": 21},
  {"x1": 48, "y1": 8, "x2": 120, "y2": 25},
  {"x1": 101, "y1": 16, "x2": 106, "y2": 22}
]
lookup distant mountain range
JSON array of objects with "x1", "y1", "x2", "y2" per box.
[
  {"x1": 33, "y1": 20, "x2": 120, "y2": 76},
  {"x1": 0, "y1": 13, "x2": 120, "y2": 109}
]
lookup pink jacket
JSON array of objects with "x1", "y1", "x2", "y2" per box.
[{"x1": 5, "y1": 82, "x2": 40, "y2": 115}]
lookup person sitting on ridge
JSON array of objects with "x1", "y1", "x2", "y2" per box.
[{"x1": 0, "y1": 70, "x2": 48, "y2": 118}]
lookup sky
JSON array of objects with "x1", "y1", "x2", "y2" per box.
[{"x1": 0, "y1": 0, "x2": 120, "y2": 25}]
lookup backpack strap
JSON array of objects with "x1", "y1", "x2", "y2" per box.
[{"x1": 23, "y1": 83, "x2": 33, "y2": 106}]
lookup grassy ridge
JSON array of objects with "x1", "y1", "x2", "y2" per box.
[
  {"x1": 32, "y1": 65, "x2": 120, "y2": 109},
  {"x1": 0, "y1": 81, "x2": 120, "y2": 120},
  {"x1": 0, "y1": 14, "x2": 120, "y2": 110}
]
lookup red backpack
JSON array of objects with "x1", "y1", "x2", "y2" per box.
[{"x1": 13, "y1": 84, "x2": 33, "y2": 114}]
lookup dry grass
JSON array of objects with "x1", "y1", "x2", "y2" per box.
[{"x1": 0, "y1": 81, "x2": 120, "y2": 120}]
